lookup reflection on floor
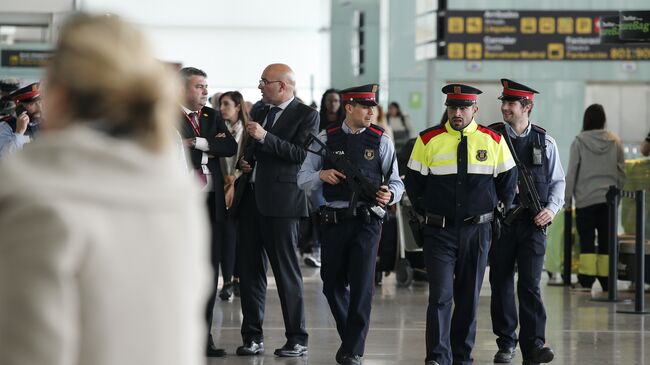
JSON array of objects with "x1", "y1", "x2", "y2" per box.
[{"x1": 208, "y1": 266, "x2": 650, "y2": 365}]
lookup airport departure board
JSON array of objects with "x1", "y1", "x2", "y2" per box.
[
  {"x1": 444, "y1": 10, "x2": 650, "y2": 61},
  {"x1": 1, "y1": 50, "x2": 53, "y2": 68}
]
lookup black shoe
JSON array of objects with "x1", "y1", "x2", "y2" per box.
[
  {"x1": 273, "y1": 343, "x2": 308, "y2": 357},
  {"x1": 494, "y1": 347, "x2": 516, "y2": 363},
  {"x1": 342, "y1": 354, "x2": 362, "y2": 365},
  {"x1": 219, "y1": 282, "x2": 233, "y2": 301},
  {"x1": 206, "y1": 335, "x2": 226, "y2": 357},
  {"x1": 336, "y1": 345, "x2": 346, "y2": 364},
  {"x1": 425, "y1": 361, "x2": 440, "y2": 365},
  {"x1": 523, "y1": 346, "x2": 554, "y2": 364},
  {"x1": 236, "y1": 340, "x2": 264, "y2": 356},
  {"x1": 233, "y1": 281, "x2": 241, "y2": 297}
]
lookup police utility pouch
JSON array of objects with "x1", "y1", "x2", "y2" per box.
[
  {"x1": 532, "y1": 146, "x2": 543, "y2": 165},
  {"x1": 407, "y1": 210, "x2": 425, "y2": 248}
]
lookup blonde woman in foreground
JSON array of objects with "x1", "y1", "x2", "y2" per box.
[{"x1": 0, "y1": 14, "x2": 210, "y2": 365}]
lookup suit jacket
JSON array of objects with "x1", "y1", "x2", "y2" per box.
[
  {"x1": 246, "y1": 98, "x2": 319, "y2": 218},
  {"x1": 179, "y1": 106, "x2": 237, "y2": 222}
]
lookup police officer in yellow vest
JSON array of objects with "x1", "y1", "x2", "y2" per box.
[
  {"x1": 405, "y1": 84, "x2": 517, "y2": 365},
  {"x1": 488, "y1": 79, "x2": 565, "y2": 365}
]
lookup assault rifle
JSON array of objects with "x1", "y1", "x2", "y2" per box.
[
  {"x1": 501, "y1": 131, "x2": 550, "y2": 235},
  {"x1": 304, "y1": 133, "x2": 390, "y2": 220}
]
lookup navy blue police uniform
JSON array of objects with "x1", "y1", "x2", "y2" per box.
[
  {"x1": 405, "y1": 84, "x2": 518, "y2": 365},
  {"x1": 488, "y1": 79, "x2": 565, "y2": 365},
  {"x1": 298, "y1": 84, "x2": 404, "y2": 365}
]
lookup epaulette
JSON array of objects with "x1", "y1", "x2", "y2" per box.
[
  {"x1": 368, "y1": 124, "x2": 384, "y2": 137},
  {"x1": 487, "y1": 122, "x2": 505, "y2": 131},
  {"x1": 477, "y1": 125, "x2": 502, "y2": 143},
  {"x1": 531, "y1": 124, "x2": 546, "y2": 134},
  {"x1": 418, "y1": 124, "x2": 446, "y2": 145},
  {"x1": 326, "y1": 124, "x2": 343, "y2": 136}
]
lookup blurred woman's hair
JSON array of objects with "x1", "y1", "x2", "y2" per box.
[
  {"x1": 219, "y1": 91, "x2": 249, "y2": 124},
  {"x1": 319, "y1": 88, "x2": 345, "y2": 125},
  {"x1": 388, "y1": 101, "x2": 405, "y2": 125},
  {"x1": 47, "y1": 13, "x2": 178, "y2": 151},
  {"x1": 582, "y1": 103, "x2": 606, "y2": 131}
]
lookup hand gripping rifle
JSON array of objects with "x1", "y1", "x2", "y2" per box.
[
  {"x1": 501, "y1": 131, "x2": 550, "y2": 235},
  {"x1": 304, "y1": 133, "x2": 393, "y2": 220}
]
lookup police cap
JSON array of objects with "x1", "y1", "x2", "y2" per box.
[
  {"x1": 442, "y1": 83, "x2": 482, "y2": 107},
  {"x1": 10, "y1": 82, "x2": 40, "y2": 104},
  {"x1": 341, "y1": 84, "x2": 379, "y2": 106},
  {"x1": 499, "y1": 78, "x2": 539, "y2": 101}
]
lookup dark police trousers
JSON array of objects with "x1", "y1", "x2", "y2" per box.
[
  {"x1": 319, "y1": 210, "x2": 382, "y2": 357},
  {"x1": 237, "y1": 184, "x2": 308, "y2": 345},
  {"x1": 489, "y1": 211, "x2": 547, "y2": 358},
  {"x1": 424, "y1": 222, "x2": 491, "y2": 365}
]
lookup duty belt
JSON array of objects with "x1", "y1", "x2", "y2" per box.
[
  {"x1": 319, "y1": 206, "x2": 372, "y2": 225},
  {"x1": 424, "y1": 211, "x2": 494, "y2": 228}
]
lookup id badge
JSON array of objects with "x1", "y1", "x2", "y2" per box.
[
  {"x1": 532, "y1": 147, "x2": 543, "y2": 165},
  {"x1": 201, "y1": 164, "x2": 210, "y2": 175}
]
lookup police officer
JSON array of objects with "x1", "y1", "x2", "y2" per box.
[
  {"x1": 0, "y1": 83, "x2": 41, "y2": 158},
  {"x1": 488, "y1": 79, "x2": 565, "y2": 365},
  {"x1": 297, "y1": 84, "x2": 404, "y2": 365},
  {"x1": 405, "y1": 84, "x2": 517, "y2": 365},
  {"x1": 9, "y1": 82, "x2": 42, "y2": 138}
]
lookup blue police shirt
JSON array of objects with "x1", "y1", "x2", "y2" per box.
[
  {"x1": 298, "y1": 121, "x2": 404, "y2": 209},
  {"x1": 503, "y1": 122, "x2": 566, "y2": 214},
  {"x1": 0, "y1": 121, "x2": 30, "y2": 159}
]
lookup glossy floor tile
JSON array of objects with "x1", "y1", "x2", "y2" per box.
[{"x1": 208, "y1": 266, "x2": 650, "y2": 365}]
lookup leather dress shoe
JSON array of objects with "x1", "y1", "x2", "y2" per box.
[
  {"x1": 336, "y1": 345, "x2": 346, "y2": 364},
  {"x1": 342, "y1": 354, "x2": 362, "y2": 365},
  {"x1": 273, "y1": 343, "x2": 308, "y2": 357},
  {"x1": 425, "y1": 361, "x2": 440, "y2": 365},
  {"x1": 236, "y1": 340, "x2": 264, "y2": 356},
  {"x1": 206, "y1": 334, "x2": 226, "y2": 357},
  {"x1": 218, "y1": 282, "x2": 234, "y2": 300},
  {"x1": 494, "y1": 347, "x2": 516, "y2": 363},
  {"x1": 523, "y1": 346, "x2": 554, "y2": 364}
]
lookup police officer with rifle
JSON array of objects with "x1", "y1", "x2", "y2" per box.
[
  {"x1": 298, "y1": 84, "x2": 403, "y2": 365},
  {"x1": 488, "y1": 79, "x2": 565, "y2": 365}
]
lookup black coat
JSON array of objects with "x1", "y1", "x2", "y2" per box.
[
  {"x1": 244, "y1": 98, "x2": 319, "y2": 218},
  {"x1": 179, "y1": 106, "x2": 237, "y2": 221}
]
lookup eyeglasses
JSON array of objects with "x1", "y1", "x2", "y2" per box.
[{"x1": 259, "y1": 78, "x2": 282, "y2": 87}]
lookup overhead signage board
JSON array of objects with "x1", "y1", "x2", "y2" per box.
[
  {"x1": 444, "y1": 10, "x2": 650, "y2": 61},
  {"x1": 619, "y1": 11, "x2": 650, "y2": 41},
  {"x1": 1, "y1": 49, "x2": 53, "y2": 68}
]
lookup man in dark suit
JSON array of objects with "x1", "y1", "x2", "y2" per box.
[
  {"x1": 236, "y1": 63, "x2": 318, "y2": 357},
  {"x1": 178, "y1": 67, "x2": 237, "y2": 358}
]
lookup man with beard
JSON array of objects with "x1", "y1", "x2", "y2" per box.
[
  {"x1": 405, "y1": 84, "x2": 517, "y2": 365},
  {"x1": 0, "y1": 82, "x2": 41, "y2": 158}
]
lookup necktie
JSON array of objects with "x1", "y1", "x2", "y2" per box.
[
  {"x1": 188, "y1": 112, "x2": 200, "y2": 134},
  {"x1": 264, "y1": 107, "x2": 282, "y2": 131}
]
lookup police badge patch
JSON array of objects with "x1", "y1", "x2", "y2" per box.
[
  {"x1": 364, "y1": 149, "x2": 375, "y2": 160},
  {"x1": 476, "y1": 150, "x2": 488, "y2": 161}
]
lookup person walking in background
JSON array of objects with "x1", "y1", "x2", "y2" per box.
[
  {"x1": 387, "y1": 101, "x2": 412, "y2": 150},
  {"x1": 218, "y1": 91, "x2": 249, "y2": 300},
  {"x1": 319, "y1": 88, "x2": 345, "y2": 131},
  {"x1": 0, "y1": 13, "x2": 210, "y2": 365},
  {"x1": 564, "y1": 103, "x2": 625, "y2": 291},
  {"x1": 641, "y1": 130, "x2": 650, "y2": 156},
  {"x1": 178, "y1": 67, "x2": 238, "y2": 357}
]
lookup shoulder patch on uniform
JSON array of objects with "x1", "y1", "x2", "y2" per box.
[
  {"x1": 326, "y1": 125, "x2": 342, "y2": 135},
  {"x1": 368, "y1": 125, "x2": 384, "y2": 136},
  {"x1": 419, "y1": 125, "x2": 446, "y2": 145},
  {"x1": 477, "y1": 125, "x2": 502, "y2": 143},
  {"x1": 531, "y1": 124, "x2": 546, "y2": 133},
  {"x1": 487, "y1": 122, "x2": 505, "y2": 131}
]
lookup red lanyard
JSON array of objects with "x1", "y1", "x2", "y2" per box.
[{"x1": 184, "y1": 109, "x2": 201, "y2": 136}]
